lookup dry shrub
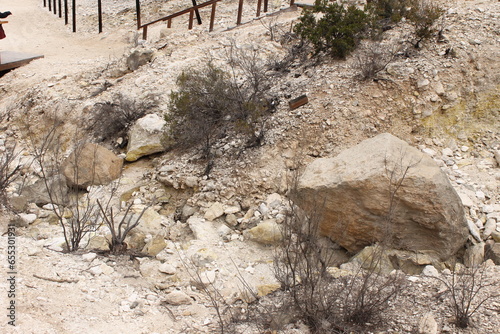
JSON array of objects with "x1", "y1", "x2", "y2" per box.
[{"x1": 88, "y1": 92, "x2": 158, "y2": 143}]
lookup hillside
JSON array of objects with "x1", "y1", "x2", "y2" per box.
[{"x1": 0, "y1": 0, "x2": 499, "y2": 333}]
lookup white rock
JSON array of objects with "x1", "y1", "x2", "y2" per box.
[
  {"x1": 82, "y1": 253, "x2": 97, "y2": 262},
  {"x1": 187, "y1": 216, "x2": 219, "y2": 241},
  {"x1": 19, "y1": 213, "x2": 37, "y2": 225},
  {"x1": 204, "y1": 202, "x2": 224, "y2": 221},
  {"x1": 467, "y1": 219, "x2": 482, "y2": 242},
  {"x1": 184, "y1": 176, "x2": 198, "y2": 188},
  {"x1": 159, "y1": 263, "x2": 177, "y2": 275},
  {"x1": 442, "y1": 147, "x2": 454, "y2": 157},
  {"x1": 224, "y1": 205, "x2": 241, "y2": 215},
  {"x1": 217, "y1": 224, "x2": 232, "y2": 238},
  {"x1": 418, "y1": 312, "x2": 438, "y2": 334},
  {"x1": 458, "y1": 192, "x2": 474, "y2": 208},
  {"x1": 421, "y1": 265, "x2": 439, "y2": 277},
  {"x1": 475, "y1": 191, "x2": 486, "y2": 201},
  {"x1": 265, "y1": 193, "x2": 282, "y2": 208},
  {"x1": 483, "y1": 219, "x2": 497, "y2": 238},
  {"x1": 422, "y1": 148, "x2": 437, "y2": 157},
  {"x1": 482, "y1": 205, "x2": 494, "y2": 214},
  {"x1": 90, "y1": 265, "x2": 104, "y2": 276},
  {"x1": 164, "y1": 291, "x2": 192, "y2": 305},
  {"x1": 417, "y1": 79, "x2": 430, "y2": 90}
]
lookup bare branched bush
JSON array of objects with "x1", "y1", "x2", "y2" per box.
[
  {"x1": 88, "y1": 92, "x2": 158, "y2": 143},
  {"x1": 27, "y1": 122, "x2": 104, "y2": 252},
  {"x1": 435, "y1": 261, "x2": 500, "y2": 329},
  {"x1": 354, "y1": 43, "x2": 399, "y2": 80},
  {"x1": 0, "y1": 141, "x2": 20, "y2": 207},
  {"x1": 97, "y1": 199, "x2": 150, "y2": 254}
]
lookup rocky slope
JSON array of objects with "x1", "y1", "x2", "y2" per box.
[{"x1": 0, "y1": 0, "x2": 499, "y2": 333}]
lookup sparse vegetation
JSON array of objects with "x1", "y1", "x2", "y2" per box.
[
  {"x1": 0, "y1": 141, "x2": 20, "y2": 208},
  {"x1": 435, "y1": 261, "x2": 500, "y2": 328},
  {"x1": 294, "y1": 0, "x2": 444, "y2": 60},
  {"x1": 88, "y1": 92, "x2": 158, "y2": 144},
  {"x1": 294, "y1": 0, "x2": 369, "y2": 59},
  {"x1": 272, "y1": 173, "x2": 406, "y2": 333},
  {"x1": 167, "y1": 46, "x2": 273, "y2": 175},
  {"x1": 97, "y1": 198, "x2": 150, "y2": 254},
  {"x1": 27, "y1": 123, "x2": 102, "y2": 252}
]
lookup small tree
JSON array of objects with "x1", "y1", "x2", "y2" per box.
[
  {"x1": 435, "y1": 261, "x2": 500, "y2": 328},
  {"x1": 28, "y1": 122, "x2": 103, "y2": 252},
  {"x1": 167, "y1": 54, "x2": 272, "y2": 175},
  {"x1": 97, "y1": 199, "x2": 149, "y2": 254},
  {"x1": 0, "y1": 141, "x2": 20, "y2": 208},
  {"x1": 294, "y1": 0, "x2": 369, "y2": 59}
]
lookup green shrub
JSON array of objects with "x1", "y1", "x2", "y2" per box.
[
  {"x1": 167, "y1": 58, "x2": 271, "y2": 175},
  {"x1": 294, "y1": 0, "x2": 369, "y2": 59}
]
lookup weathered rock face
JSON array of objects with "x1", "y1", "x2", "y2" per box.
[
  {"x1": 125, "y1": 114, "x2": 167, "y2": 162},
  {"x1": 296, "y1": 133, "x2": 468, "y2": 260},
  {"x1": 61, "y1": 143, "x2": 123, "y2": 189},
  {"x1": 126, "y1": 48, "x2": 154, "y2": 71}
]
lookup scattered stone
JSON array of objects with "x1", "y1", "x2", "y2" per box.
[
  {"x1": 82, "y1": 253, "x2": 97, "y2": 262},
  {"x1": 244, "y1": 219, "x2": 282, "y2": 245},
  {"x1": 87, "y1": 236, "x2": 110, "y2": 251},
  {"x1": 125, "y1": 114, "x2": 167, "y2": 162},
  {"x1": 164, "y1": 291, "x2": 192, "y2": 305},
  {"x1": 142, "y1": 235, "x2": 167, "y2": 256},
  {"x1": 418, "y1": 312, "x2": 438, "y2": 334},
  {"x1": 485, "y1": 242, "x2": 500, "y2": 265},
  {"x1": 187, "y1": 216, "x2": 219, "y2": 241},
  {"x1": 204, "y1": 202, "x2": 224, "y2": 221},
  {"x1": 464, "y1": 242, "x2": 484, "y2": 267},
  {"x1": 467, "y1": 219, "x2": 482, "y2": 242},
  {"x1": 127, "y1": 48, "x2": 154, "y2": 71},
  {"x1": 421, "y1": 265, "x2": 440, "y2": 277},
  {"x1": 159, "y1": 263, "x2": 177, "y2": 275}
]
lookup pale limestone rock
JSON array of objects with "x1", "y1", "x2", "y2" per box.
[
  {"x1": 126, "y1": 114, "x2": 167, "y2": 162},
  {"x1": 421, "y1": 265, "x2": 440, "y2": 277},
  {"x1": 62, "y1": 143, "x2": 123, "y2": 189},
  {"x1": 244, "y1": 219, "x2": 282, "y2": 245},
  {"x1": 464, "y1": 242, "x2": 484, "y2": 267},
  {"x1": 164, "y1": 291, "x2": 192, "y2": 305},
  {"x1": 159, "y1": 263, "x2": 177, "y2": 275},
  {"x1": 142, "y1": 235, "x2": 166, "y2": 256},
  {"x1": 418, "y1": 312, "x2": 438, "y2": 334},
  {"x1": 87, "y1": 236, "x2": 110, "y2": 251},
  {"x1": 187, "y1": 216, "x2": 219, "y2": 241},
  {"x1": 296, "y1": 133, "x2": 468, "y2": 260},
  {"x1": 204, "y1": 202, "x2": 224, "y2": 221}
]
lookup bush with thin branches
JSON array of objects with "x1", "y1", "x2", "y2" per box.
[{"x1": 0, "y1": 141, "x2": 20, "y2": 208}]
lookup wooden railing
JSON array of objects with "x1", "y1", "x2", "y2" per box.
[
  {"x1": 136, "y1": 0, "x2": 294, "y2": 40},
  {"x1": 136, "y1": 0, "x2": 221, "y2": 40}
]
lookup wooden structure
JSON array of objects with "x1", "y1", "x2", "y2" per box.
[
  {"x1": 136, "y1": 0, "x2": 292, "y2": 40},
  {"x1": 43, "y1": 0, "x2": 102, "y2": 33},
  {"x1": 0, "y1": 51, "x2": 44, "y2": 71}
]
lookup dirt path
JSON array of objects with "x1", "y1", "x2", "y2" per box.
[{"x1": 1, "y1": 0, "x2": 130, "y2": 78}]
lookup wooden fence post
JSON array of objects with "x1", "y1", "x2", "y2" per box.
[
  {"x1": 237, "y1": 0, "x2": 243, "y2": 25},
  {"x1": 209, "y1": 2, "x2": 216, "y2": 32},
  {"x1": 98, "y1": 0, "x2": 102, "y2": 33}
]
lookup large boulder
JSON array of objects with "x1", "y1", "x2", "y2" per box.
[
  {"x1": 125, "y1": 114, "x2": 167, "y2": 162},
  {"x1": 61, "y1": 143, "x2": 123, "y2": 189},
  {"x1": 296, "y1": 133, "x2": 468, "y2": 260}
]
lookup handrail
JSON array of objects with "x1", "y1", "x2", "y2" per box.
[
  {"x1": 138, "y1": 0, "x2": 221, "y2": 39},
  {"x1": 141, "y1": 0, "x2": 220, "y2": 28}
]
